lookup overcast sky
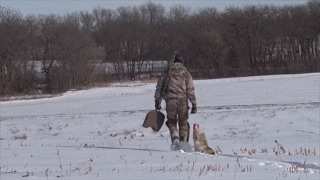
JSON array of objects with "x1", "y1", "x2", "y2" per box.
[{"x1": 1, "y1": 0, "x2": 308, "y2": 15}]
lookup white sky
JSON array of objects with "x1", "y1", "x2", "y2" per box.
[{"x1": 1, "y1": 0, "x2": 308, "y2": 15}]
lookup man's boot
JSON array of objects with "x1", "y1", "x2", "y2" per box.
[
  {"x1": 165, "y1": 120, "x2": 179, "y2": 143},
  {"x1": 177, "y1": 121, "x2": 192, "y2": 152}
]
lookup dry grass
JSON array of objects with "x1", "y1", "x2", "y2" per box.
[
  {"x1": 88, "y1": 81, "x2": 111, "y2": 88},
  {"x1": 0, "y1": 77, "x2": 158, "y2": 102},
  {"x1": 0, "y1": 94, "x2": 58, "y2": 101},
  {"x1": 90, "y1": 78, "x2": 158, "y2": 87},
  {"x1": 139, "y1": 78, "x2": 159, "y2": 83}
]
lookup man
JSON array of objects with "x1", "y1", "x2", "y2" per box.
[{"x1": 154, "y1": 54, "x2": 197, "y2": 147}]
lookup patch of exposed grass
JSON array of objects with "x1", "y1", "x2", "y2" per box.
[{"x1": 13, "y1": 133, "x2": 27, "y2": 140}]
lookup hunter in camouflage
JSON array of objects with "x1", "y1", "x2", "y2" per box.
[{"x1": 154, "y1": 54, "x2": 197, "y2": 146}]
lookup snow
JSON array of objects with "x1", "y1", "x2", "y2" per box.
[{"x1": 1, "y1": 73, "x2": 319, "y2": 180}]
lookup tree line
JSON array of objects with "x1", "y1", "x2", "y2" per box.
[{"x1": 0, "y1": 0, "x2": 319, "y2": 96}]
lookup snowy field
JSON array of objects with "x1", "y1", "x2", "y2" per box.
[{"x1": 1, "y1": 73, "x2": 319, "y2": 180}]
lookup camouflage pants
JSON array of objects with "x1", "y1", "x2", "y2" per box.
[{"x1": 165, "y1": 98, "x2": 190, "y2": 143}]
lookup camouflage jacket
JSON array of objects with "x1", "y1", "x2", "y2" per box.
[{"x1": 154, "y1": 62, "x2": 196, "y2": 105}]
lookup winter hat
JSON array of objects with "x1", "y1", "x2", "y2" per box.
[{"x1": 174, "y1": 54, "x2": 184, "y2": 63}]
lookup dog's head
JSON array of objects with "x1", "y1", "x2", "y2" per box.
[
  {"x1": 193, "y1": 123, "x2": 200, "y2": 130},
  {"x1": 193, "y1": 123, "x2": 201, "y2": 140}
]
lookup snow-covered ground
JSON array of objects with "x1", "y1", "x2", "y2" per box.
[{"x1": 1, "y1": 73, "x2": 319, "y2": 180}]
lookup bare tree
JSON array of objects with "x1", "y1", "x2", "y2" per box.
[
  {"x1": 0, "y1": 7, "x2": 30, "y2": 95},
  {"x1": 187, "y1": 7, "x2": 226, "y2": 78}
]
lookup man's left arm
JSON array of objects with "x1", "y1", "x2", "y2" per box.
[{"x1": 154, "y1": 72, "x2": 165, "y2": 100}]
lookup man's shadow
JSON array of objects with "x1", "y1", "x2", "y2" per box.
[{"x1": 57, "y1": 145, "x2": 167, "y2": 152}]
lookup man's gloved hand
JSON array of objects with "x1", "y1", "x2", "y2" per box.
[
  {"x1": 155, "y1": 99, "x2": 161, "y2": 110},
  {"x1": 191, "y1": 103, "x2": 197, "y2": 114}
]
